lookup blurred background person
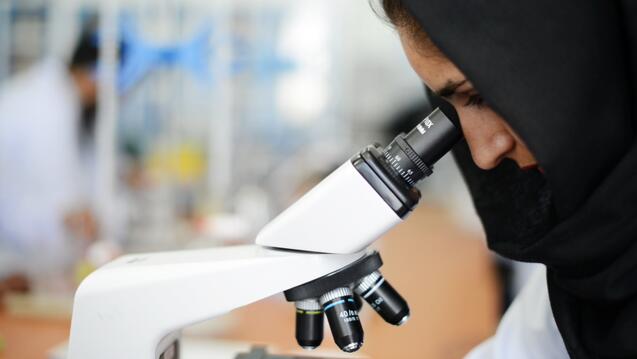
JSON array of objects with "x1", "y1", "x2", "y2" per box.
[{"x1": 0, "y1": 23, "x2": 101, "y2": 298}]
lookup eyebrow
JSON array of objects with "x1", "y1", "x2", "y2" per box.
[{"x1": 434, "y1": 79, "x2": 468, "y2": 98}]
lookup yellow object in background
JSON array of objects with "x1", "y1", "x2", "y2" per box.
[
  {"x1": 147, "y1": 143, "x2": 206, "y2": 184},
  {"x1": 74, "y1": 260, "x2": 97, "y2": 286}
]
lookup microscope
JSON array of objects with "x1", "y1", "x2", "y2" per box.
[{"x1": 67, "y1": 107, "x2": 461, "y2": 359}]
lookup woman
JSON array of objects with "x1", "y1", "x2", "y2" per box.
[{"x1": 377, "y1": 1, "x2": 637, "y2": 358}]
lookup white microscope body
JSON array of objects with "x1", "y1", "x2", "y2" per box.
[
  {"x1": 67, "y1": 107, "x2": 460, "y2": 358},
  {"x1": 68, "y1": 245, "x2": 365, "y2": 359},
  {"x1": 67, "y1": 157, "x2": 392, "y2": 359},
  {"x1": 67, "y1": 138, "x2": 405, "y2": 359},
  {"x1": 66, "y1": 158, "x2": 392, "y2": 359}
]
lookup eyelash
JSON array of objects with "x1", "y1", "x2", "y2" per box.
[{"x1": 464, "y1": 94, "x2": 485, "y2": 108}]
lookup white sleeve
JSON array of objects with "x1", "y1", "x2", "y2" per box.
[{"x1": 464, "y1": 266, "x2": 569, "y2": 359}]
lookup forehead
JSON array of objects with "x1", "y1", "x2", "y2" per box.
[{"x1": 398, "y1": 31, "x2": 466, "y2": 92}]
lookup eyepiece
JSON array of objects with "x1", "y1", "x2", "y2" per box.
[
  {"x1": 383, "y1": 108, "x2": 461, "y2": 186},
  {"x1": 404, "y1": 108, "x2": 460, "y2": 167},
  {"x1": 295, "y1": 299, "x2": 324, "y2": 350},
  {"x1": 319, "y1": 287, "x2": 364, "y2": 353},
  {"x1": 354, "y1": 271, "x2": 410, "y2": 326},
  {"x1": 348, "y1": 107, "x2": 462, "y2": 219}
]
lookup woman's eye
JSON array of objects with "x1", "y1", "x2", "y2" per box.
[{"x1": 464, "y1": 94, "x2": 485, "y2": 108}]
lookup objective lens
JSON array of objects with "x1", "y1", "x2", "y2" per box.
[
  {"x1": 295, "y1": 299, "x2": 323, "y2": 350},
  {"x1": 319, "y1": 287, "x2": 364, "y2": 353},
  {"x1": 354, "y1": 271, "x2": 410, "y2": 326},
  {"x1": 383, "y1": 108, "x2": 461, "y2": 186},
  {"x1": 353, "y1": 293, "x2": 364, "y2": 312}
]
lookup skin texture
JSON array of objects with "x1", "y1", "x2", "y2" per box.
[{"x1": 398, "y1": 30, "x2": 538, "y2": 170}]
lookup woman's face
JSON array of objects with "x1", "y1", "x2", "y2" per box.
[{"x1": 398, "y1": 30, "x2": 538, "y2": 170}]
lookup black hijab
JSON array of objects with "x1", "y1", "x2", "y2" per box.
[{"x1": 403, "y1": 1, "x2": 637, "y2": 357}]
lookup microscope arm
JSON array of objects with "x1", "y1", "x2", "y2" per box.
[{"x1": 67, "y1": 244, "x2": 364, "y2": 359}]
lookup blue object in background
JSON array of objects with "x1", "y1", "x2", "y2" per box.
[
  {"x1": 115, "y1": 13, "x2": 295, "y2": 93},
  {"x1": 117, "y1": 15, "x2": 213, "y2": 92}
]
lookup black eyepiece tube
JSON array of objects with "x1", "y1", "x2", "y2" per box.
[
  {"x1": 404, "y1": 108, "x2": 461, "y2": 167},
  {"x1": 382, "y1": 107, "x2": 461, "y2": 186}
]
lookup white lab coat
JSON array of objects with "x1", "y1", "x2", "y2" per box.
[
  {"x1": 465, "y1": 266, "x2": 569, "y2": 359},
  {"x1": 0, "y1": 59, "x2": 87, "y2": 279}
]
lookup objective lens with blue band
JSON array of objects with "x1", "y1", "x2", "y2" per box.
[{"x1": 319, "y1": 287, "x2": 364, "y2": 353}]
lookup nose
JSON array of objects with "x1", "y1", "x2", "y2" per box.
[{"x1": 466, "y1": 130, "x2": 515, "y2": 170}]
